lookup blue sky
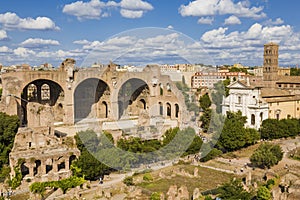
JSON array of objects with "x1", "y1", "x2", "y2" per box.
[{"x1": 0, "y1": 0, "x2": 300, "y2": 67}]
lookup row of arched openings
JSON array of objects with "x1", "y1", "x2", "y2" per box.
[
  {"x1": 21, "y1": 78, "x2": 180, "y2": 125},
  {"x1": 159, "y1": 102, "x2": 179, "y2": 118}
]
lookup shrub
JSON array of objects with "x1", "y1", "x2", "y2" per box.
[
  {"x1": 250, "y1": 143, "x2": 283, "y2": 169},
  {"x1": 123, "y1": 176, "x2": 134, "y2": 186},
  {"x1": 143, "y1": 173, "x2": 153, "y2": 182}
]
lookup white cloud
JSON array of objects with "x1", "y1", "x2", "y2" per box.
[
  {"x1": 0, "y1": 46, "x2": 11, "y2": 53},
  {"x1": 0, "y1": 30, "x2": 8, "y2": 40},
  {"x1": 20, "y1": 38, "x2": 60, "y2": 48},
  {"x1": 264, "y1": 18, "x2": 284, "y2": 25},
  {"x1": 0, "y1": 12, "x2": 59, "y2": 31},
  {"x1": 198, "y1": 17, "x2": 214, "y2": 24},
  {"x1": 199, "y1": 23, "x2": 300, "y2": 65},
  {"x1": 120, "y1": 9, "x2": 143, "y2": 18},
  {"x1": 120, "y1": 0, "x2": 153, "y2": 11},
  {"x1": 63, "y1": 0, "x2": 107, "y2": 20},
  {"x1": 63, "y1": 0, "x2": 153, "y2": 20},
  {"x1": 224, "y1": 15, "x2": 241, "y2": 25},
  {"x1": 13, "y1": 47, "x2": 35, "y2": 57},
  {"x1": 73, "y1": 40, "x2": 91, "y2": 45},
  {"x1": 179, "y1": 0, "x2": 266, "y2": 22}
]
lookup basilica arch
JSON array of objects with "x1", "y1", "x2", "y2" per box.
[
  {"x1": 74, "y1": 78, "x2": 110, "y2": 123},
  {"x1": 21, "y1": 79, "x2": 64, "y2": 126},
  {"x1": 117, "y1": 78, "x2": 150, "y2": 119}
]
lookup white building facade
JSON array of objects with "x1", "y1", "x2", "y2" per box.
[{"x1": 222, "y1": 81, "x2": 269, "y2": 130}]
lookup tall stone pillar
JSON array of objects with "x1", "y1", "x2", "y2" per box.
[{"x1": 111, "y1": 101, "x2": 119, "y2": 120}]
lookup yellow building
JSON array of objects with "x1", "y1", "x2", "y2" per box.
[{"x1": 261, "y1": 88, "x2": 300, "y2": 119}]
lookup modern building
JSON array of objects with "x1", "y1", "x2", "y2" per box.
[{"x1": 191, "y1": 71, "x2": 246, "y2": 89}]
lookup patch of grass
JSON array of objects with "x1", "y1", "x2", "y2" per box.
[
  {"x1": 137, "y1": 165, "x2": 234, "y2": 196},
  {"x1": 230, "y1": 143, "x2": 260, "y2": 158}
]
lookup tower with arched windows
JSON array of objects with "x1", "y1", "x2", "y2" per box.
[{"x1": 263, "y1": 42, "x2": 279, "y2": 81}]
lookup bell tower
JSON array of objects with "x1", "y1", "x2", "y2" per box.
[{"x1": 263, "y1": 42, "x2": 279, "y2": 81}]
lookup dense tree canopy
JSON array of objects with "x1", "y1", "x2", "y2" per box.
[
  {"x1": 290, "y1": 68, "x2": 300, "y2": 76},
  {"x1": 260, "y1": 118, "x2": 300, "y2": 140},
  {"x1": 217, "y1": 111, "x2": 260, "y2": 152},
  {"x1": 0, "y1": 112, "x2": 19, "y2": 181},
  {"x1": 217, "y1": 179, "x2": 253, "y2": 200},
  {"x1": 199, "y1": 93, "x2": 212, "y2": 133},
  {"x1": 250, "y1": 143, "x2": 283, "y2": 169},
  {"x1": 257, "y1": 186, "x2": 272, "y2": 200},
  {"x1": 73, "y1": 130, "x2": 114, "y2": 180},
  {"x1": 199, "y1": 93, "x2": 211, "y2": 110}
]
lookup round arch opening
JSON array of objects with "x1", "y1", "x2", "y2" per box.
[
  {"x1": 118, "y1": 78, "x2": 149, "y2": 120},
  {"x1": 21, "y1": 79, "x2": 64, "y2": 126},
  {"x1": 74, "y1": 78, "x2": 110, "y2": 123}
]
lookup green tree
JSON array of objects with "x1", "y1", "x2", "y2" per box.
[
  {"x1": 217, "y1": 179, "x2": 252, "y2": 200},
  {"x1": 290, "y1": 68, "x2": 300, "y2": 76},
  {"x1": 199, "y1": 93, "x2": 212, "y2": 133},
  {"x1": 257, "y1": 186, "x2": 272, "y2": 200},
  {"x1": 0, "y1": 112, "x2": 19, "y2": 182},
  {"x1": 245, "y1": 128, "x2": 260, "y2": 146},
  {"x1": 260, "y1": 118, "x2": 300, "y2": 140},
  {"x1": 200, "y1": 93, "x2": 212, "y2": 110},
  {"x1": 217, "y1": 111, "x2": 249, "y2": 151},
  {"x1": 212, "y1": 79, "x2": 230, "y2": 113},
  {"x1": 200, "y1": 148, "x2": 223, "y2": 162},
  {"x1": 73, "y1": 131, "x2": 114, "y2": 180},
  {"x1": 250, "y1": 143, "x2": 283, "y2": 169},
  {"x1": 200, "y1": 109, "x2": 212, "y2": 133}
]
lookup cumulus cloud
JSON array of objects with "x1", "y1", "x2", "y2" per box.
[
  {"x1": 63, "y1": 0, "x2": 108, "y2": 20},
  {"x1": 198, "y1": 17, "x2": 214, "y2": 24},
  {"x1": 200, "y1": 22, "x2": 300, "y2": 65},
  {"x1": 0, "y1": 46, "x2": 11, "y2": 53},
  {"x1": 20, "y1": 38, "x2": 60, "y2": 48},
  {"x1": 179, "y1": 0, "x2": 266, "y2": 22},
  {"x1": 224, "y1": 15, "x2": 241, "y2": 25},
  {"x1": 0, "y1": 30, "x2": 8, "y2": 40},
  {"x1": 0, "y1": 12, "x2": 59, "y2": 31},
  {"x1": 13, "y1": 47, "x2": 35, "y2": 57},
  {"x1": 120, "y1": 9, "x2": 143, "y2": 18},
  {"x1": 63, "y1": 0, "x2": 153, "y2": 20},
  {"x1": 264, "y1": 18, "x2": 284, "y2": 26}
]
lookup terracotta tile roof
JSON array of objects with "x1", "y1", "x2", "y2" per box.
[
  {"x1": 277, "y1": 76, "x2": 300, "y2": 83},
  {"x1": 261, "y1": 88, "x2": 292, "y2": 98}
]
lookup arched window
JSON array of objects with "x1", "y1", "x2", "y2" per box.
[
  {"x1": 159, "y1": 84, "x2": 163, "y2": 96},
  {"x1": 260, "y1": 112, "x2": 263, "y2": 122},
  {"x1": 166, "y1": 103, "x2": 171, "y2": 117},
  {"x1": 41, "y1": 84, "x2": 50, "y2": 100},
  {"x1": 27, "y1": 84, "x2": 37, "y2": 101},
  {"x1": 102, "y1": 101, "x2": 108, "y2": 118},
  {"x1": 139, "y1": 99, "x2": 146, "y2": 110},
  {"x1": 175, "y1": 104, "x2": 179, "y2": 118},
  {"x1": 251, "y1": 114, "x2": 255, "y2": 125},
  {"x1": 159, "y1": 102, "x2": 163, "y2": 115}
]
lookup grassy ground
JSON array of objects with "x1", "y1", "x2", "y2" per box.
[{"x1": 136, "y1": 164, "x2": 235, "y2": 196}]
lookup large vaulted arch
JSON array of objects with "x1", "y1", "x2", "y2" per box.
[
  {"x1": 118, "y1": 78, "x2": 149, "y2": 119},
  {"x1": 21, "y1": 79, "x2": 64, "y2": 126},
  {"x1": 74, "y1": 78, "x2": 110, "y2": 123}
]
